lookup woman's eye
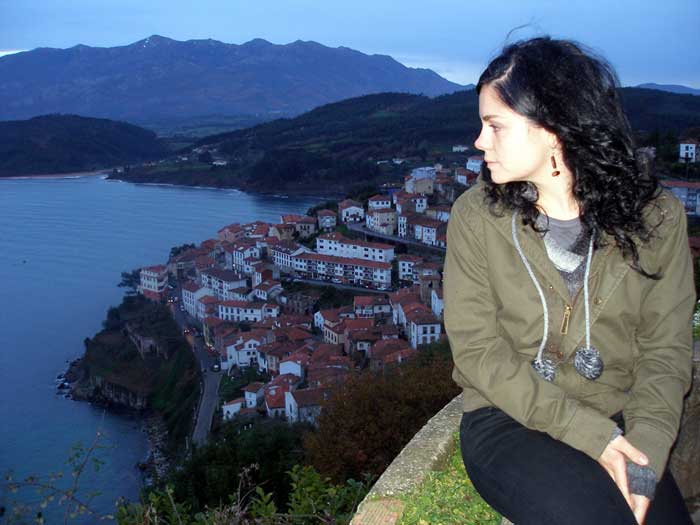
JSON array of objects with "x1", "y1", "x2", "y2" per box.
[{"x1": 490, "y1": 125, "x2": 501, "y2": 132}]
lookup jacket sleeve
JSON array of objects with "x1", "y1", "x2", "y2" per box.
[
  {"x1": 623, "y1": 197, "x2": 695, "y2": 482},
  {"x1": 443, "y1": 197, "x2": 617, "y2": 462}
]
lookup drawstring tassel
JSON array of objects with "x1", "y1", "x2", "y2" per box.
[
  {"x1": 512, "y1": 211, "x2": 604, "y2": 384},
  {"x1": 532, "y1": 357, "x2": 557, "y2": 382},
  {"x1": 573, "y1": 346, "x2": 604, "y2": 380}
]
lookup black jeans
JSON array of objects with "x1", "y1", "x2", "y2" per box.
[{"x1": 459, "y1": 406, "x2": 692, "y2": 525}]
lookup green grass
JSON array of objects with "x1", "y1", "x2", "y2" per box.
[{"x1": 397, "y1": 432, "x2": 502, "y2": 525}]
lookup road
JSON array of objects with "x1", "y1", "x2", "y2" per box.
[{"x1": 168, "y1": 286, "x2": 221, "y2": 446}]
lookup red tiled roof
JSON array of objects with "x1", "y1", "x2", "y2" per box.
[
  {"x1": 398, "y1": 254, "x2": 423, "y2": 263},
  {"x1": 182, "y1": 281, "x2": 200, "y2": 293},
  {"x1": 369, "y1": 194, "x2": 391, "y2": 201},
  {"x1": 199, "y1": 295, "x2": 219, "y2": 305},
  {"x1": 343, "y1": 318, "x2": 375, "y2": 331},
  {"x1": 142, "y1": 264, "x2": 167, "y2": 273},
  {"x1": 243, "y1": 382, "x2": 265, "y2": 393},
  {"x1": 224, "y1": 397, "x2": 245, "y2": 406},
  {"x1": 292, "y1": 387, "x2": 332, "y2": 407},
  {"x1": 317, "y1": 209, "x2": 337, "y2": 216}
]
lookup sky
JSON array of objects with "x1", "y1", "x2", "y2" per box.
[{"x1": 1, "y1": 0, "x2": 699, "y2": 88}]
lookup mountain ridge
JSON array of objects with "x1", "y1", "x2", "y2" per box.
[{"x1": 0, "y1": 35, "x2": 466, "y2": 122}]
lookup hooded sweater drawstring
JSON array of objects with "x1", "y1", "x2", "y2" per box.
[{"x1": 511, "y1": 211, "x2": 603, "y2": 381}]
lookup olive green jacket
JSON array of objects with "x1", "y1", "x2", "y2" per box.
[{"x1": 443, "y1": 180, "x2": 695, "y2": 481}]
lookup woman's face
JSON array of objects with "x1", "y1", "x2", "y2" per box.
[{"x1": 474, "y1": 83, "x2": 554, "y2": 185}]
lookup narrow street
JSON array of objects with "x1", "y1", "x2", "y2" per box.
[{"x1": 169, "y1": 286, "x2": 221, "y2": 446}]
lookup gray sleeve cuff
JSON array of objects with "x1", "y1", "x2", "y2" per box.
[
  {"x1": 609, "y1": 426, "x2": 624, "y2": 443},
  {"x1": 626, "y1": 462, "x2": 657, "y2": 500}
]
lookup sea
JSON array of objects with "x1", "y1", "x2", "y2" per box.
[{"x1": 0, "y1": 173, "x2": 326, "y2": 522}]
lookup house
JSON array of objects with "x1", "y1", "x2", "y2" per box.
[
  {"x1": 285, "y1": 387, "x2": 332, "y2": 425},
  {"x1": 218, "y1": 300, "x2": 277, "y2": 323},
  {"x1": 366, "y1": 208, "x2": 397, "y2": 235},
  {"x1": 258, "y1": 341, "x2": 301, "y2": 374},
  {"x1": 218, "y1": 223, "x2": 245, "y2": 242},
  {"x1": 337, "y1": 199, "x2": 365, "y2": 223},
  {"x1": 196, "y1": 295, "x2": 219, "y2": 321},
  {"x1": 425, "y1": 205, "x2": 451, "y2": 223},
  {"x1": 405, "y1": 175, "x2": 434, "y2": 195},
  {"x1": 264, "y1": 374, "x2": 299, "y2": 418},
  {"x1": 138, "y1": 265, "x2": 168, "y2": 301},
  {"x1": 405, "y1": 308, "x2": 442, "y2": 349},
  {"x1": 452, "y1": 145, "x2": 469, "y2": 153},
  {"x1": 369, "y1": 339, "x2": 413, "y2": 372},
  {"x1": 181, "y1": 280, "x2": 208, "y2": 317},
  {"x1": 316, "y1": 232, "x2": 395, "y2": 262},
  {"x1": 413, "y1": 216, "x2": 444, "y2": 246},
  {"x1": 353, "y1": 295, "x2": 391, "y2": 319},
  {"x1": 253, "y1": 280, "x2": 283, "y2": 302},
  {"x1": 281, "y1": 214, "x2": 317, "y2": 239},
  {"x1": 243, "y1": 382, "x2": 266, "y2": 408},
  {"x1": 679, "y1": 139, "x2": 699, "y2": 163},
  {"x1": 397, "y1": 254, "x2": 423, "y2": 282},
  {"x1": 224, "y1": 332, "x2": 267, "y2": 369},
  {"x1": 291, "y1": 252, "x2": 392, "y2": 290},
  {"x1": 660, "y1": 180, "x2": 700, "y2": 215},
  {"x1": 268, "y1": 240, "x2": 313, "y2": 274},
  {"x1": 368, "y1": 195, "x2": 392, "y2": 210},
  {"x1": 199, "y1": 268, "x2": 247, "y2": 300},
  {"x1": 454, "y1": 167, "x2": 479, "y2": 187},
  {"x1": 269, "y1": 223, "x2": 297, "y2": 241},
  {"x1": 316, "y1": 209, "x2": 338, "y2": 231},
  {"x1": 467, "y1": 155, "x2": 484, "y2": 173},
  {"x1": 223, "y1": 240, "x2": 261, "y2": 272},
  {"x1": 222, "y1": 397, "x2": 246, "y2": 420},
  {"x1": 279, "y1": 350, "x2": 311, "y2": 379}
]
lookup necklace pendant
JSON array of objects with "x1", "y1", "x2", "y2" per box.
[{"x1": 573, "y1": 345, "x2": 604, "y2": 380}]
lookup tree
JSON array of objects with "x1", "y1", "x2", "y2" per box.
[
  {"x1": 117, "y1": 268, "x2": 140, "y2": 294},
  {"x1": 303, "y1": 351, "x2": 460, "y2": 484}
]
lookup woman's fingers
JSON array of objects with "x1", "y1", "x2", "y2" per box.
[
  {"x1": 631, "y1": 494, "x2": 651, "y2": 525},
  {"x1": 614, "y1": 437, "x2": 649, "y2": 466}
]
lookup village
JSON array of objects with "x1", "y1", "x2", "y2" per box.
[
  {"x1": 133, "y1": 138, "x2": 700, "y2": 440},
  {"x1": 133, "y1": 154, "x2": 484, "y2": 436}
]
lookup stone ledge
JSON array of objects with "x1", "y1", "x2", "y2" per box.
[{"x1": 350, "y1": 393, "x2": 464, "y2": 525}]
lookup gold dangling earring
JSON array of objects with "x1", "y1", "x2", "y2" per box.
[{"x1": 551, "y1": 152, "x2": 560, "y2": 177}]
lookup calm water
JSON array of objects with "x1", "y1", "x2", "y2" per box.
[{"x1": 0, "y1": 174, "x2": 324, "y2": 521}]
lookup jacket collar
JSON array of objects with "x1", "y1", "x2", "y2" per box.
[{"x1": 468, "y1": 181, "x2": 617, "y2": 305}]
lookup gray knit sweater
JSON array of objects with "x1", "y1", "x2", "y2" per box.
[{"x1": 538, "y1": 214, "x2": 658, "y2": 500}]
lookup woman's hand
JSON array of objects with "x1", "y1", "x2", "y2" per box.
[
  {"x1": 631, "y1": 494, "x2": 651, "y2": 524},
  {"x1": 597, "y1": 435, "x2": 648, "y2": 513}
]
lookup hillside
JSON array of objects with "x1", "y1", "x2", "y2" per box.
[
  {"x1": 0, "y1": 114, "x2": 168, "y2": 176},
  {"x1": 112, "y1": 87, "x2": 700, "y2": 194},
  {"x1": 0, "y1": 35, "x2": 465, "y2": 123}
]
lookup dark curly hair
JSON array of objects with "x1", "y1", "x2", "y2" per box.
[{"x1": 477, "y1": 36, "x2": 663, "y2": 278}]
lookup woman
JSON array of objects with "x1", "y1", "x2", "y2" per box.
[{"x1": 443, "y1": 37, "x2": 694, "y2": 525}]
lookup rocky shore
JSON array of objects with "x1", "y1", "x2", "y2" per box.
[{"x1": 58, "y1": 357, "x2": 173, "y2": 484}]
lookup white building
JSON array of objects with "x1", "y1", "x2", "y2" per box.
[
  {"x1": 316, "y1": 232, "x2": 395, "y2": 262},
  {"x1": 139, "y1": 265, "x2": 168, "y2": 301},
  {"x1": 452, "y1": 145, "x2": 469, "y2": 153},
  {"x1": 269, "y1": 241, "x2": 313, "y2": 274},
  {"x1": 661, "y1": 180, "x2": 700, "y2": 215},
  {"x1": 398, "y1": 254, "x2": 423, "y2": 282},
  {"x1": 679, "y1": 140, "x2": 699, "y2": 163},
  {"x1": 410, "y1": 167, "x2": 437, "y2": 180},
  {"x1": 200, "y1": 268, "x2": 247, "y2": 300},
  {"x1": 218, "y1": 300, "x2": 279, "y2": 323},
  {"x1": 243, "y1": 382, "x2": 265, "y2": 408},
  {"x1": 291, "y1": 252, "x2": 392, "y2": 290},
  {"x1": 316, "y1": 209, "x2": 337, "y2": 230},
  {"x1": 224, "y1": 241, "x2": 261, "y2": 272},
  {"x1": 431, "y1": 286, "x2": 444, "y2": 320},
  {"x1": 467, "y1": 155, "x2": 484, "y2": 173},
  {"x1": 222, "y1": 398, "x2": 245, "y2": 420},
  {"x1": 366, "y1": 208, "x2": 397, "y2": 235},
  {"x1": 337, "y1": 199, "x2": 365, "y2": 223},
  {"x1": 406, "y1": 309, "x2": 442, "y2": 349},
  {"x1": 367, "y1": 195, "x2": 392, "y2": 210}
]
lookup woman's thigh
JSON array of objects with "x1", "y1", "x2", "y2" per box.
[{"x1": 459, "y1": 407, "x2": 691, "y2": 525}]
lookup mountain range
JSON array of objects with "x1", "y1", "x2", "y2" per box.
[
  {"x1": 635, "y1": 83, "x2": 700, "y2": 96},
  {"x1": 0, "y1": 35, "x2": 466, "y2": 123}
]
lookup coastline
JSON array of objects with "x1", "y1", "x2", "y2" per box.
[
  {"x1": 1, "y1": 169, "x2": 111, "y2": 180},
  {"x1": 107, "y1": 174, "x2": 346, "y2": 200}
]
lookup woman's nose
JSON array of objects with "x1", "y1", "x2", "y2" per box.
[{"x1": 474, "y1": 129, "x2": 487, "y2": 152}]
